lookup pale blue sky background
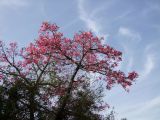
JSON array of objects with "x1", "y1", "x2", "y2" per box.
[{"x1": 0, "y1": 0, "x2": 160, "y2": 119}]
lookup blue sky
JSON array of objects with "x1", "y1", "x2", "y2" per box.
[{"x1": 0, "y1": 0, "x2": 160, "y2": 119}]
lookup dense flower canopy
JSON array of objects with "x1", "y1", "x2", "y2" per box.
[{"x1": 0, "y1": 22, "x2": 138, "y2": 90}]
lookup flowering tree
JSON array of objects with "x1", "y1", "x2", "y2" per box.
[{"x1": 0, "y1": 22, "x2": 138, "y2": 120}]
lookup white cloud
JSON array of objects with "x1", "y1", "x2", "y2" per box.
[
  {"x1": 119, "y1": 27, "x2": 131, "y2": 36},
  {"x1": 118, "y1": 43, "x2": 134, "y2": 72},
  {"x1": 77, "y1": 0, "x2": 108, "y2": 43},
  {"x1": 139, "y1": 45, "x2": 156, "y2": 81},
  {"x1": 118, "y1": 27, "x2": 141, "y2": 42},
  {"x1": 141, "y1": 54, "x2": 154, "y2": 79},
  {"x1": 0, "y1": 0, "x2": 28, "y2": 7},
  {"x1": 118, "y1": 96, "x2": 160, "y2": 120},
  {"x1": 127, "y1": 57, "x2": 133, "y2": 72},
  {"x1": 114, "y1": 10, "x2": 132, "y2": 21},
  {"x1": 141, "y1": 1, "x2": 160, "y2": 16},
  {"x1": 118, "y1": 28, "x2": 156, "y2": 81}
]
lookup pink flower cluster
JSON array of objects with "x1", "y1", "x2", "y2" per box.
[{"x1": 0, "y1": 22, "x2": 138, "y2": 92}]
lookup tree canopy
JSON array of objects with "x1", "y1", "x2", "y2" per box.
[{"x1": 0, "y1": 22, "x2": 138, "y2": 120}]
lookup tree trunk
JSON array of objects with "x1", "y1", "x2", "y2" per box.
[
  {"x1": 54, "y1": 66, "x2": 80, "y2": 120},
  {"x1": 29, "y1": 89, "x2": 35, "y2": 120}
]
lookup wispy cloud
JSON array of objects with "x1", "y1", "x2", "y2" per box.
[
  {"x1": 114, "y1": 10, "x2": 133, "y2": 21},
  {"x1": 118, "y1": 27, "x2": 156, "y2": 81},
  {"x1": 117, "y1": 43, "x2": 134, "y2": 72},
  {"x1": 77, "y1": 0, "x2": 108, "y2": 42},
  {"x1": 140, "y1": 54, "x2": 154, "y2": 80},
  {"x1": 139, "y1": 45, "x2": 156, "y2": 81},
  {"x1": 0, "y1": 0, "x2": 28, "y2": 8},
  {"x1": 127, "y1": 57, "x2": 133, "y2": 72},
  {"x1": 118, "y1": 96, "x2": 160, "y2": 120},
  {"x1": 118, "y1": 27, "x2": 141, "y2": 42},
  {"x1": 142, "y1": 1, "x2": 160, "y2": 16}
]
